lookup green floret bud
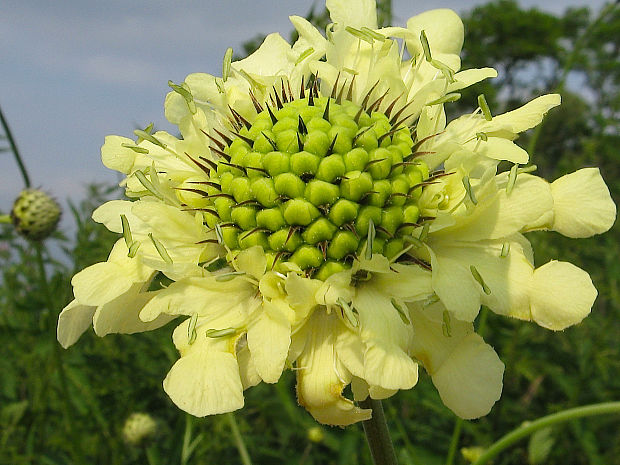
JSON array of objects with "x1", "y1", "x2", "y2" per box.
[
  {"x1": 343, "y1": 147, "x2": 369, "y2": 172},
  {"x1": 274, "y1": 173, "x2": 305, "y2": 198},
  {"x1": 283, "y1": 199, "x2": 320, "y2": 226},
  {"x1": 328, "y1": 199, "x2": 359, "y2": 226},
  {"x1": 316, "y1": 154, "x2": 346, "y2": 182},
  {"x1": 315, "y1": 261, "x2": 349, "y2": 280},
  {"x1": 206, "y1": 94, "x2": 431, "y2": 279},
  {"x1": 290, "y1": 151, "x2": 320, "y2": 176},
  {"x1": 302, "y1": 218, "x2": 337, "y2": 244},
  {"x1": 340, "y1": 171, "x2": 373, "y2": 201},
  {"x1": 10, "y1": 189, "x2": 61, "y2": 241},
  {"x1": 251, "y1": 177, "x2": 278, "y2": 207},
  {"x1": 262, "y1": 151, "x2": 290, "y2": 176},
  {"x1": 304, "y1": 130, "x2": 330, "y2": 157},
  {"x1": 290, "y1": 245, "x2": 323, "y2": 269}
]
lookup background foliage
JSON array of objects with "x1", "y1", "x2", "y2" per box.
[{"x1": 1, "y1": 1, "x2": 618, "y2": 464}]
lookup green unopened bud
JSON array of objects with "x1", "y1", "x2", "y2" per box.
[
  {"x1": 10, "y1": 189, "x2": 61, "y2": 241},
  {"x1": 122, "y1": 412, "x2": 158, "y2": 446}
]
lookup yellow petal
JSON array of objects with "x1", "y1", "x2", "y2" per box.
[
  {"x1": 139, "y1": 276, "x2": 255, "y2": 322},
  {"x1": 550, "y1": 168, "x2": 616, "y2": 238},
  {"x1": 409, "y1": 305, "x2": 503, "y2": 419},
  {"x1": 163, "y1": 338, "x2": 244, "y2": 416},
  {"x1": 488, "y1": 94, "x2": 561, "y2": 134},
  {"x1": 326, "y1": 0, "x2": 377, "y2": 28},
  {"x1": 71, "y1": 241, "x2": 152, "y2": 306},
  {"x1": 475, "y1": 137, "x2": 529, "y2": 164},
  {"x1": 530, "y1": 261, "x2": 597, "y2": 330},
  {"x1": 232, "y1": 246, "x2": 266, "y2": 280},
  {"x1": 406, "y1": 9, "x2": 464, "y2": 56},
  {"x1": 354, "y1": 287, "x2": 418, "y2": 390},
  {"x1": 370, "y1": 263, "x2": 433, "y2": 301},
  {"x1": 57, "y1": 300, "x2": 95, "y2": 349},
  {"x1": 432, "y1": 333, "x2": 504, "y2": 419},
  {"x1": 246, "y1": 301, "x2": 292, "y2": 383},
  {"x1": 92, "y1": 286, "x2": 174, "y2": 337},
  {"x1": 448, "y1": 68, "x2": 498, "y2": 92},
  {"x1": 296, "y1": 312, "x2": 371, "y2": 426}
]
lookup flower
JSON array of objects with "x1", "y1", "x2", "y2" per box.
[{"x1": 57, "y1": 0, "x2": 615, "y2": 426}]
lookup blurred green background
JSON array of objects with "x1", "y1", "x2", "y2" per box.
[{"x1": 1, "y1": 1, "x2": 619, "y2": 464}]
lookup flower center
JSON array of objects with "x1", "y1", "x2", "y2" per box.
[{"x1": 203, "y1": 87, "x2": 429, "y2": 279}]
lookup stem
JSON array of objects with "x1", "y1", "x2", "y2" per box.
[
  {"x1": 471, "y1": 402, "x2": 620, "y2": 465},
  {"x1": 445, "y1": 418, "x2": 463, "y2": 465},
  {"x1": 0, "y1": 104, "x2": 31, "y2": 188},
  {"x1": 227, "y1": 413, "x2": 253, "y2": 465},
  {"x1": 360, "y1": 398, "x2": 399, "y2": 465}
]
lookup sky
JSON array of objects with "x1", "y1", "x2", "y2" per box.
[{"x1": 0, "y1": 0, "x2": 608, "y2": 233}]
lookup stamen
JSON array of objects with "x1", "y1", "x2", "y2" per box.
[
  {"x1": 462, "y1": 176, "x2": 478, "y2": 205},
  {"x1": 442, "y1": 310, "x2": 452, "y2": 337},
  {"x1": 337, "y1": 297, "x2": 359, "y2": 327},
  {"x1": 149, "y1": 233, "x2": 173, "y2": 264},
  {"x1": 188, "y1": 313, "x2": 198, "y2": 344},
  {"x1": 500, "y1": 242, "x2": 510, "y2": 258},
  {"x1": 366, "y1": 218, "x2": 376, "y2": 260},
  {"x1": 134, "y1": 129, "x2": 166, "y2": 149},
  {"x1": 121, "y1": 143, "x2": 149, "y2": 154},
  {"x1": 222, "y1": 47, "x2": 233, "y2": 82},
  {"x1": 206, "y1": 327, "x2": 238, "y2": 336},
  {"x1": 391, "y1": 298, "x2": 410, "y2": 324},
  {"x1": 120, "y1": 214, "x2": 132, "y2": 249},
  {"x1": 420, "y1": 30, "x2": 432, "y2": 62},
  {"x1": 470, "y1": 265, "x2": 491, "y2": 295},
  {"x1": 478, "y1": 94, "x2": 492, "y2": 121},
  {"x1": 506, "y1": 164, "x2": 519, "y2": 195}
]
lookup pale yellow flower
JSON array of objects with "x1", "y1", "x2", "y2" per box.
[{"x1": 58, "y1": 0, "x2": 615, "y2": 426}]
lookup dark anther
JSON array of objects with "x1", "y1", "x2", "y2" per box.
[
  {"x1": 322, "y1": 98, "x2": 331, "y2": 121},
  {"x1": 389, "y1": 100, "x2": 415, "y2": 126},
  {"x1": 219, "y1": 161, "x2": 247, "y2": 175},
  {"x1": 229, "y1": 106, "x2": 251, "y2": 129},
  {"x1": 185, "y1": 152, "x2": 214, "y2": 174},
  {"x1": 213, "y1": 128, "x2": 233, "y2": 146},
  {"x1": 327, "y1": 134, "x2": 338, "y2": 154},
  {"x1": 198, "y1": 156, "x2": 218, "y2": 171},
  {"x1": 209, "y1": 145, "x2": 231, "y2": 162},
  {"x1": 384, "y1": 93, "x2": 403, "y2": 119},
  {"x1": 361, "y1": 80, "x2": 380, "y2": 109},
  {"x1": 202, "y1": 130, "x2": 226, "y2": 150},
  {"x1": 367, "y1": 89, "x2": 389, "y2": 114},
  {"x1": 230, "y1": 131, "x2": 254, "y2": 146},
  {"x1": 261, "y1": 131, "x2": 278, "y2": 150},
  {"x1": 249, "y1": 89, "x2": 264, "y2": 113},
  {"x1": 297, "y1": 132, "x2": 304, "y2": 152},
  {"x1": 298, "y1": 115, "x2": 308, "y2": 135},
  {"x1": 411, "y1": 131, "x2": 444, "y2": 152},
  {"x1": 299, "y1": 76, "x2": 306, "y2": 99},
  {"x1": 273, "y1": 85, "x2": 283, "y2": 109},
  {"x1": 346, "y1": 74, "x2": 356, "y2": 101},
  {"x1": 281, "y1": 79, "x2": 289, "y2": 104},
  {"x1": 331, "y1": 72, "x2": 341, "y2": 99},
  {"x1": 266, "y1": 103, "x2": 278, "y2": 125}
]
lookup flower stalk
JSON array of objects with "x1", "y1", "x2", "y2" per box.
[
  {"x1": 0, "y1": 104, "x2": 31, "y2": 188},
  {"x1": 360, "y1": 398, "x2": 399, "y2": 465},
  {"x1": 471, "y1": 402, "x2": 620, "y2": 465}
]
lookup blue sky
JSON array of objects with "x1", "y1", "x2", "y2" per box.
[{"x1": 0, "y1": 0, "x2": 606, "y2": 232}]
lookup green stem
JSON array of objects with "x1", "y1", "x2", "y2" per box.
[
  {"x1": 471, "y1": 402, "x2": 620, "y2": 465},
  {"x1": 360, "y1": 398, "x2": 399, "y2": 465},
  {"x1": 445, "y1": 418, "x2": 463, "y2": 465},
  {"x1": 0, "y1": 104, "x2": 31, "y2": 188},
  {"x1": 227, "y1": 413, "x2": 253, "y2": 465}
]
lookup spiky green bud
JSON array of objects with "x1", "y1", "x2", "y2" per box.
[{"x1": 10, "y1": 189, "x2": 61, "y2": 241}]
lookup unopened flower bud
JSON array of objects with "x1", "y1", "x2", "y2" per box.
[
  {"x1": 10, "y1": 189, "x2": 61, "y2": 241},
  {"x1": 122, "y1": 412, "x2": 158, "y2": 446}
]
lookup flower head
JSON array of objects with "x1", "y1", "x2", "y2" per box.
[{"x1": 58, "y1": 0, "x2": 616, "y2": 426}]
